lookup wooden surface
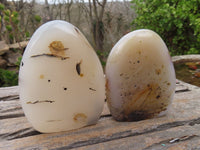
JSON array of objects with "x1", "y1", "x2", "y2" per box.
[{"x1": 0, "y1": 81, "x2": 200, "y2": 150}]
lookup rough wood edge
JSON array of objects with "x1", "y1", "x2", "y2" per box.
[
  {"x1": 0, "y1": 86, "x2": 19, "y2": 98},
  {"x1": 172, "y1": 54, "x2": 200, "y2": 64}
]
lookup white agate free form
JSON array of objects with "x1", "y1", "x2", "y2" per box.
[
  {"x1": 19, "y1": 20, "x2": 105, "y2": 133},
  {"x1": 106, "y1": 29, "x2": 176, "y2": 121}
]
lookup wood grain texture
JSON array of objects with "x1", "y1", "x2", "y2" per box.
[
  {"x1": 76, "y1": 124, "x2": 200, "y2": 150},
  {"x1": 0, "y1": 86, "x2": 19, "y2": 98},
  {"x1": 0, "y1": 82, "x2": 200, "y2": 150}
]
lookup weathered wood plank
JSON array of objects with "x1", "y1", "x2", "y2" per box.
[
  {"x1": 76, "y1": 123, "x2": 200, "y2": 150},
  {"x1": 1, "y1": 117, "x2": 200, "y2": 150},
  {"x1": 0, "y1": 88, "x2": 200, "y2": 150},
  {"x1": 172, "y1": 55, "x2": 200, "y2": 64},
  {"x1": 0, "y1": 86, "x2": 19, "y2": 98},
  {"x1": 0, "y1": 98, "x2": 24, "y2": 120},
  {"x1": 0, "y1": 81, "x2": 199, "y2": 149},
  {"x1": 175, "y1": 84, "x2": 189, "y2": 93},
  {"x1": 0, "y1": 117, "x2": 36, "y2": 137}
]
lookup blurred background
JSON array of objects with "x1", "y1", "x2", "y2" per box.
[{"x1": 0, "y1": 0, "x2": 200, "y2": 87}]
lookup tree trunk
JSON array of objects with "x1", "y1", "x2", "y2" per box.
[
  {"x1": 78, "y1": 0, "x2": 107, "y2": 57},
  {"x1": 75, "y1": 0, "x2": 82, "y2": 27},
  {"x1": 94, "y1": 20, "x2": 104, "y2": 51},
  {"x1": 59, "y1": 2, "x2": 62, "y2": 20},
  {"x1": 19, "y1": 0, "x2": 24, "y2": 29},
  {"x1": 1, "y1": 0, "x2": 8, "y2": 6},
  {"x1": 44, "y1": 0, "x2": 52, "y2": 22},
  {"x1": 92, "y1": 0, "x2": 106, "y2": 52}
]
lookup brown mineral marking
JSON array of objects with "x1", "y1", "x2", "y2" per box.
[
  {"x1": 40, "y1": 74, "x2": 44, "y2": 79},
  {"x1": 49, "y1": 41, "x2": 68, "y2": 57},
  {"x1": 138, "y1": 50, "x2": 141, "y2": 55},
  {"x1": 156, "y1": 95, "x2": 161, "y2": 99},
  {"x1": 89, "y1": 88, "x2": 96, "y2": 91},
  {"x1": 76, "y1": 60, "x2": 83, "y2": 77},
  {"x1": 162, "y1": 65, "x2": 164, "y2": 68},
  {"x1": 106, "y1": 79, "x2": 109, "y2": 91},
  {"x1": 155, "y1": 69, "x2": 161, "y2": 75},
  {"x1": 73, "y1": 113, "x2": 87, "y2": 123},
  {"x1": 131, "y1": 85, "x2": 152, "y2": 103},
  {"x1": 31, "y1": 53, "x2": 69, "y2": 60},
  {"x1": 80, "y1": 73, "x2": 84, "y2": 77},
  {"x1": 124, "y1": 83, "x2": 161, "y2": 116},
  {"x1": 124, "y1": 87, "x2": 151, "y2": 114},
  {"x1": 74, "y1": 27, "x2": 80, "y2": 34},
  {"x1": 122, "y1": 110, "x2": 153, "y2": 122},
  {"x1": 26, "y1": 100, "x2": 55, "y2": 104},
  {"x1": 26, "y1": 101, "x2": 35, "y2": 104},
  {"x1": 167, "y1": 82, "x2": 171, "y2": 86}
]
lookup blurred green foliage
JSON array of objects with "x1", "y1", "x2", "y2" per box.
[
  {"x1": 0, "y1": 4, "x2": 5, "y2": 10},
  {"x1": 0, "y1": 4, "x2": 22, "y2": 44},
  {"x1": 15, "y1": 56, "x2": 22, "y2": 70},
  {"x1": 0, "y1": 3, "x2": 42, "y2": 87},
  {"x1": 97, "y1": 50, "x2": 109, "y2": 67},
  {"x1": 34, "y1": 15, "x2": 41, "y2": 23},
  {"x1": 0, "y1": 69, "x2": 18, "y2": 87},
  {"x1": 0, "y1": 56, "x2": 21, "y2": 87},
  {"x1": 0, "y1": 3, "x2": 41, "y2": 44},
  {"x1": 132, "y1": 0, "x2": 200, "y2": 55}
]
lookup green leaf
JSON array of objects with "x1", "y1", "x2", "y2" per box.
[
  {"x1": 4, "y1": 9, "x2": 10, "y2": 16},
  {"x1": 15, "y1": 56, "x2": 22, "y2": 69},
  {"x1": 25, "y1": 31, "x2": 30, "y2": 38},
  {"x1": 9, "y1": 33, "x2": 13, "y2": 40},
  {"x1": 6, "y1": 25, "x2": 12, "y2": 31},
  {"x1": 12, "y1": 11, "x2": 19, "y2": 18},
  {"x1": 4, "y1": 16, "x2": 9, "y2": 22},
  {"x1": 34, "y1": 15, "x2": 41, "y2": 22},
  {"x1": 0, "y1": 4, "x2": 5, "y2": 10},
  {"x1": 0, "y1": 69, "x2": 18, "y2": 87},
  {"x1": 12, "y1": 17, "x2": 19, "y2": 24}
]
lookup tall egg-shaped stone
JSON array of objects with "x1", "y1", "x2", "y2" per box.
[
  {"x1": 19, "y1": 20, "x2": 105, "y2": 133},
  {"x1": 106, "y1": 29, "x2": 176, "y2": 121}
]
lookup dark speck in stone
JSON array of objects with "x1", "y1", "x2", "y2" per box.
[{"x1": 156, "y1": 95, "x2": 161, "y2": 99}]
